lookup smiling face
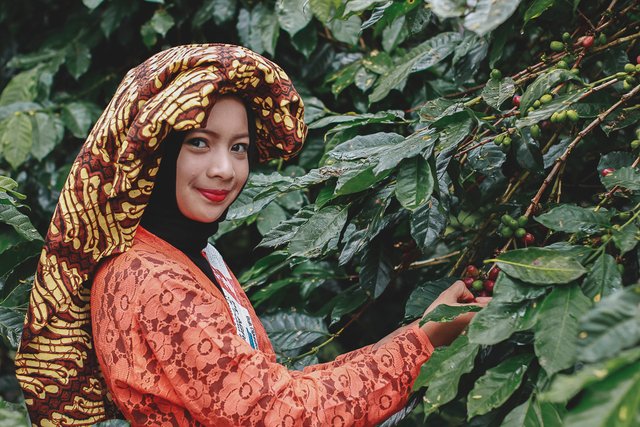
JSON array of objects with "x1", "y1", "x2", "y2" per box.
[{"x1": 175, "y1": 95, "x2": 250, "y2": 223}]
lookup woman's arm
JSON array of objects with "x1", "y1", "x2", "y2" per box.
[{"x1": 136, "y1": 277, "x2": 433, "y2": 427}]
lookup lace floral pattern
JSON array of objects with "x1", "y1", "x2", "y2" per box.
[{"x1": 91, "y1": 227, "x2": 434, "y2": 426}]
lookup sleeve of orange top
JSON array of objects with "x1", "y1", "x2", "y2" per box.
[{"x1": 136, "y1": 277, "x2": 434, "y2": 427}]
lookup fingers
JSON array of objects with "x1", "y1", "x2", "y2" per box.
[
  {"x1": 455, "y1": 282, "x2": 476, "y2": 303},
  {"x1": 474, "y1": 296, "x2": 492, "y2": 306}
]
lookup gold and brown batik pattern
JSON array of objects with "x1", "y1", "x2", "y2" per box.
[{"x1": 15, "y1": 44, "x2": 307, "y2": 426}]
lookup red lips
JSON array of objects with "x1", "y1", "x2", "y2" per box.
[{"x1": 198, "y1": 189, "x2": 229, "y2": 202}]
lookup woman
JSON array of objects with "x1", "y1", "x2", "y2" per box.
[{"x1": 16, "y1": 44, "x2": 488, "y2": 427}]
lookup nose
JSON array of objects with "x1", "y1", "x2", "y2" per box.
[{"x1": 205, "y1": 150, "x2": 235, "y2": 180}]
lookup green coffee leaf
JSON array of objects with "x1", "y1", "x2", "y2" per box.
[
  {"x1": 256, "y1": 202, "x2": 287, "y2": 235},
  {"x1": 611, "y1": 224, "x2": 639, "y2": 255},
  {"x1": 542, "y1": 347, "x2": 640, "y2": 403},
  {"x1": 288, "y1": 205, "x2": 348, "y2": 258},
  {"x1": 0, "y1": 306, "x2": 25, "y2": 349},
  {"x1": 261, "y1": 311, "x2": 329, "y2": 353},
  {"x1": 463, "y1": 0, "x2": 522, "y2": 36},
  {"x1": 562, "y1": 360, "x2": 640, "y2": 427},
  {"x1": 601, "y1": 167, "x2": 640, "y2": 192},
  {"x1": 395, "y1": 156, "x2": 433, "y2": 211},
  {"x1": 535, "y1": 205, "x2": 610, "y2": 234},
  {"x1": 582, "y1": 253, "x2": 622, "y2": 302},
  {"x1": 481, "y1": 76, "x2": 516, "y2": 109},
  {"x1": 1, "y1": 112, "x2": 33, "y2": 169},
  {"x1": 523, "y1": 0, "x2": 556, "y2": 24},
  {"x1": 370, "y1": 32, "x2": 461, "y2": 103},
  {"x1": 410, "y1": 198, "x2": 446, "y2": 251},
  {"x1": 404, "y1": 278, "x2": 455, "y2": 321},
  {"x1": 0, "y1": 69, "x2": 38, "y2": 106},
  {"x1": 467, "y1": 354, "x2": 533, "y2": 418},
  {"x1": 276, "y1": 0, "x2": 311, "y2": 36},
  {"x1": 0, "y1": 204, "x2": 42, "y2": 241},
  {"x1": 64, "y1": 42, "x2": 91, "y2": 80},
  {"x1": 534, "y1": 285, "x2": 591, "y2": 375},
  {"x1": 359, "y1": 238, "x2": 392, "y2": 298},
  {"x1": 150, "y1": 9, "x2": 175, "y2": 37},
  {"x1": 501, "y1": 396, "x2": 564, "y2": 427},
  {"x1": 468, "y1": 298, "x2": 539, "y2": 345},
  {"x1": 259, "y1": 206, "x2": 314, "y2": 248},
  {"x1": 490, "y1": 247, "x2": 587, "y2": 285},
  {"x1": 420, "y1": 335, "x2": 480, "y2": 413},
  {"x1": 577, "y1": 284, "x2": 640, "y2": 363},
  {"x1": 420, "y1": 304, "x2": 481, "y2": 325},
  {"x1": 30, "y1": 112, "x2": 64, "y2": 161},
  {"x1": 61, "y1": 102, "x2": 98, "y2": 138},
  {"x1": 492, "y1": 274, "x2": 547, "y2": 303}
]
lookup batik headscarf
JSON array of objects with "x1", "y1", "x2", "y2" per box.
[{"x1": 15, "y1": 44, "x2": 307, "y2": 427}]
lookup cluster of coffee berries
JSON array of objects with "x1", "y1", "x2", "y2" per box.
[
  {"x1": 462, "y1": 265, "x2": 500, "y2": 297},
  {"x1": 621, "y1": 60, "x2": 640, "y2": 91},
  {"x1": 493, "y1": 133, "x2": 512, "y2": 152},
  {"x1": 525, "y1": 93, "x2": 554, "y2": 113},
  {"x1": 499, "y1": 214, "x2": 535, "y2": 245},
  {"x1": 631, "y1": 127, "x2": 640, "y2": 150},
  {"x1": 550, "y1": 109, "x2": 579, "y2": 123}
]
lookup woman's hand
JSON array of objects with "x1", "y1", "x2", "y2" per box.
[{"x1": 419, "y1": 280, "x2": 491, "y2": 347}]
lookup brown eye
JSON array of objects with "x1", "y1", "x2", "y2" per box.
[
  {"x1": 231, "y1": 143, "x2": 249, "y2": 153},
  {"x1": 185, "y1": 138, "x2": 207, "y2": 148}
]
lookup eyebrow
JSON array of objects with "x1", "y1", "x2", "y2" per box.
[{"x1": 191, "y1": 129, "x2": 250, "y2": 140}]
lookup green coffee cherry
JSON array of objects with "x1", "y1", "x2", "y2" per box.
[
  {"x1": 507, "y1": 218, "x2": 519, "y2": 230},
  {"x1": 623, "y1": 80, "x2": 633, "y2": 90},
  {"x1": 472, "y1": 280, "x2": 484, "y2": 291},
  {"x1": 501, "y1": 214, "x2": 514, "y2": 225},
  {"x1": 517, "y1": 215, "x2": 528, "y2": 227},
  {"x1": 502, "y1": 136, "x2": 512, "y2": 147},
  {"x1": 490, "y1": 69, "x2": 502, "y2": 80},
  {"x1": 597, "y1": 33, "x2": 607, "y2": 45},
  {"x1": 500, "y1": 226, "x2": 514, "y2": 237},
  {"x1": 562, "y1": 32, "x2": 571, "y2": 42},
  {"x1": 515, "y1": 228, "x2": 527, "y2": 238},
  {"x1": 567, "y1": 110, "x2": 579, "y2": 122},
  {"x1": 550, "y1": 112, "x2": 558, "y2": 123},
  {"x1": 550, "y1": 41, "x2": 564, "y2": 51},
  {"x1": 624, "y1": 63, "x2": 636, "y2": 73},
  {"x1": 540, "y1": 94, "x2": 553, "y2": 104},
  {"x1": 533, "y1": 100, "x2": 541, "y2": 108},
  {"x1": 557, "y1": 60, "x2": 568, "y2": 69},
  {"x1": 631, "y1": 139, "x2": 640, "y2": 150},
  {"x1": 494, "y1": 134, "x2": 505, "y2": 145},
  {"x1": 530, "y1": 124, "x2": 541, "y2": 138},
  {"x1": 619, "y1": 211, "x2": 632, "y2": 220},
  {"x1": 556, "y1": 111, "x2": 567, "y2": 122}
]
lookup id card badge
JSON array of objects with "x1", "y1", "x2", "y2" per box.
[{"x1": 202, "y1": 244, "x2": 259, "y2": 350}]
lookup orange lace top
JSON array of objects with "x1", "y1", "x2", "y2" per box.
[{"x1": 91, "y1": 227, "x2": 434, "y2": 426}]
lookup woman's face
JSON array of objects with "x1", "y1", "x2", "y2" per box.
[{"x1": 175, "y1": 95, "x2": 250, "y2": 223}]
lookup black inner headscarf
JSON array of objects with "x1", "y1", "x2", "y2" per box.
[{"x1": 139, "y1": 101, "x2": 257, "y2": 289}]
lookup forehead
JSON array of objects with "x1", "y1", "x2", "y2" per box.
[{"x1": 202, "y1": 95, "x2": 248, "y2": 131}]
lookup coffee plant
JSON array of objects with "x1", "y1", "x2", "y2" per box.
[{"x1": 1, "y1": 0, "x2": 639, "y2": 425}]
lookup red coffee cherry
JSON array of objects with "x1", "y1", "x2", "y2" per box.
[
  {"x1": 582, "y1": 35, "x2": 595, "y2": 48},
  {"x1": 601, "y1": 168, "x2": 615, "y2": 177},
  {"x1": 523, "y1": 233, "x2": 536, "y2": 245},
  {"x1": 465, "y1": 265, "x2": 480, "y2": 277},
  {"x1": 488, "y1": 266, "x2": 500, "y2": 281},
  {"x1": 483, "y1": 280, "x2": 495, "y2": 293}
]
